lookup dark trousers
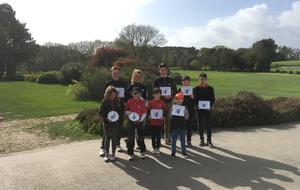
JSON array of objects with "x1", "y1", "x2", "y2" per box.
[
  {"x1": 117, "y1": 116, "x2": 124, "y2": 145},
  {"x1": 103, "y1": 123, "x2": 118, "y2": 154},
  {"x1": 197, "y1": 110, "x2": 212, "y2": 142},
  {"x1": 186, "y1": 111, "x2": 194, "y2": 141},
  {"x1": 127, "y1": 121, "x2": 146, "y2": 155},
  {"x1": 150, "y1": 125, "x2": 162, "y2": 149}
]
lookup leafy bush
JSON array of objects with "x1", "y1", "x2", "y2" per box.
[
  {"x1": 66, "y1": 80, "x2": 89, "y2": 100},
  {"x1": 296, "y1": 71, "x2": 300, "y2": 75},
  {"x1": 2, "y1": 74, "x2": 24, "y2": 81},
  {"x1": 212, "y1": 91, "x2": 273, "y2": 127},
  {"x1": 24, "y1": 74, "x2": 39, "y2": 82},
  {"x1": 37, "y1": 71, "x2": 60, "y2": 84},
  {"x1": 76, "y1": 109, "x2": 103, "y2": 135},
  {"x1": 58, "y1": 62, "x2": 86, "y2": 85},
  {"x1": 266, "y1": 97, "x2": 300, "y2": 124},
  {"x1": 169, "y1": 72, "x2": 182, "y2": 85},
  {"x1": 288, "y1": 70, "x2": 293, "y2": 74}
]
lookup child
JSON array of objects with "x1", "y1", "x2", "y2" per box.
[
  {"x1": 178, "y1": 75, "x2": 195, "y2": 147},
  {"x1": 99, "y1": 85, "x2": 124, "y2": 162},
  {"x1": 170, "y1": 92, "x2": 189, "y2": 158},
  {"x1": 194, "y1": 72, "x2": 215, "y2": 147},
  {"x1": 125, "y1": 87, "x2": 147, "y2": 160},
  {"x1": 147, "y1": 87, "x2": 167, "y2": 154}
]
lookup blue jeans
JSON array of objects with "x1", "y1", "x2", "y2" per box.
[{"x1": 171, "y1": 128, "x2": 186, "y2": 153}]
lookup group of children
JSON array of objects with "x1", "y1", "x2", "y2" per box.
[{"x1": 99, "y1": 64, "x2": 215, "y2": 162}]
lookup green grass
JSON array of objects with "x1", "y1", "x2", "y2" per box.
[
  {"x1": 0, "y1": 81, "x2": 99, "y2": 121},
  {"x1": 271, "y1": 60, "x2": 300, "y2": 67},
  {"x1": 175, "y1": 70, "x2": 300, "y2": 99}
]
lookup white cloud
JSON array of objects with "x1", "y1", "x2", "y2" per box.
[{"x1": 166, "y1": 2, "x2": 300, "y2": 49}]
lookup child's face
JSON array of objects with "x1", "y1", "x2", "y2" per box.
[
  {"x1": 159, "y1": 67, "x2": 168, "y2": 77},
  {"x1": 132, "y1": 93, "x2": 141, "y2": 99},
  {"x1": 199, "y1": 76, "x2": 207, "y2": 86},
  {"x1": 174, "y1": 98, "x2": 183, "y2": 105},
  {"x1": 110, "y1": 92, "x2": 116, "y2": 100},
  {"x1": 181, "y1": 80, "x2": 190, "y2": 86},
  {"x1": 134, "y1": 73, "x2": 142, "y2": 83},
  {"x1": 153, "y1": 93, "x2": 161, "y2": 100}
]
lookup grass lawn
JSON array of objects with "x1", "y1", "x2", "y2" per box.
[
  {"x1": 175, "y1": 70, "x2": 300, "y2": 99},
  {"x1": 0, "y1": 81, "x2": 99, "y2": 121},
  {"x1": 271, "y1": 60, "x2": 300, "y2": 67}
]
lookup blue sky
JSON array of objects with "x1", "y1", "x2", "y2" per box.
[{"x1": 1, "y1": 0, "x2": 299, "y2": 49}]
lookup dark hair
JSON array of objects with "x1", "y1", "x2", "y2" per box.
[
  {"x1": 181, "y1": 75, "x2": 191, "y2": 81},
  {"x1": 103, "y1": 85, "x2": 121, "y2": 108},
  {"x1": 152, "y1": 87, "x2": 162, "y2": 95},
  {"x1": 158, "y1": 63, "x2": 168, "y2": 70},
  {"x1": 199, "y1": 72, "x2": 207, "y2": 78}
]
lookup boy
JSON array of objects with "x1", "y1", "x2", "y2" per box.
[
  {"x1": 170, "y1": 92, "x2": 189, "y2": 158},
  {"x1": 148, "y1": 87, "x2": 167, "y2": 154},
  {"x1": 194, "y1": 72, "x2": 215, "y2": 147},
  {"x1": 125, "y1": 87, "x2": 147, "y2": 160},
  {"x1": 153, "y1": 64, "x2": 177, "y2": 145},
  {"x1": 178, "y1": 75, "x2": 195, "y2": 147}
]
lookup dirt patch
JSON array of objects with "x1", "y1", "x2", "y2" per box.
[{"x1": 0, "y1": 114, "x2": 77, "y2": 154}]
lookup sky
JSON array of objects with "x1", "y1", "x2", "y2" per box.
[{"x1": 1, "y1": 0, "x2": 300, "y2": 49}]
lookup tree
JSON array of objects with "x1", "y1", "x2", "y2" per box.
[
  {"x1": 114, "y1": 24, "x2": 167, "y2": 63},
  {"x1": 0, "y1": 3, "x2": 37, "y2": 78}
]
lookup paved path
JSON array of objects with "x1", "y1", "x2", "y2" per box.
[{"x1": 1, "y1": 122, "x2": 300, "y2": 190}]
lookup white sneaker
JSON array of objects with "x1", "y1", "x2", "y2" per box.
[
  {"x1": 116, "y1": 145, "x2": 123, "y2": 152},
  {"x1": 110, "y1": 154, "x2": 116, "y2": 161},
  {"x1": 156, "y1": 149, "x2": 161, "y2": 154},
  {"x1": 129, "y1": 155, "x2": 134, "y2": 161},
  {"x1": 152, "y1": 148, "x2": 156, "y2": 154},
  {"x1": 104, "y1": 155, "x2": 109, "y2": 162},
  {"x1": 99, "y1": 149, "x2": 105, "y2": 157},
  {"x1": 140, "y1": 152, "x2": 146, "y2": 159}
]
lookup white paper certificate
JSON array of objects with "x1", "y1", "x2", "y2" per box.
[
  {"x1": 181, "y1": 86, "x2": 193, "y2": 96},
  {"x1": 160, "y1": 87, "x2": 171, "y2": 96},
  {"x1": 150, "y1": 109, "x2": 163, "y2": 119},
  {"x1": 171, "y1": 105, "x2": 185, "y2": 117},
  {"x1": 115, "y1": 87, "x2": 125, "y2": 98},
  {"x1": 198, "y1": 101, "x2": 210, "y2": 109}
]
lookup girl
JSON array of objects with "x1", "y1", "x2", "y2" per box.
[{"x1": 99, "y1": 85, "x2": 124, "y2": 162}]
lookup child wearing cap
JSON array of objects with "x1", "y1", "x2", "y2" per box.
[
  {"x1": 99, "y1": 85, "x2": 124, "y2": 162},
  {"x1": 178, "y1": 75, "x2": 195, "y2": 147},
  {"x1": 147, "y1": 87, "x2": 167, "y2": 154},
  {"x1": 169, "y1": 92, "x2": 189, "y2": 158},
  {"x1": 125, "y1": 87, "x2": 147, "y2": 160}
]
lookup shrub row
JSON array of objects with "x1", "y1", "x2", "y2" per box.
[
  {"x1": 76, "y1": 91, "x2": 300, "y2": 135},
  {"x1": 270, "y1": 70, "x2": 300, "y2": 74}
]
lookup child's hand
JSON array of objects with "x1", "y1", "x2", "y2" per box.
[
  {"x1": 148, "y1": 116, "x2": 152, "y2": 120},
  {"x1": 160, "y1": 116, "x2": 164, "y2": 120},
  {"x1": 190, "y1": 94, "x2": 194, "y2": 99}
]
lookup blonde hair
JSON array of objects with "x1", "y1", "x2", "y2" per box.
[
  {"x1": 103, "y1": 85, "x2": 121, "y2": 108},
  {"x1": 130, "y1": 69, "x2": 143, "y2": 84}
]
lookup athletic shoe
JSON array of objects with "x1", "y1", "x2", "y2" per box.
[
  {"x1": 182, "y1": 152, "x2": 189, "y2": 158},
  {"x1": 187, "y1": 141, "x2": 192, "y2": 148},
  {"x1": 116, "y1": 145, "x2": 123, "y2": 152},
  {"x1": 156, "y1": 149, "x2": 161, "y2": 154},
  {"x1": 110, "y1": 154, "x2": 116, "y2": 161},
  {"x1": 104, "y1": 155, "x2": 109, "y2": 162},
  {"x1": 208, "y1": 141, "x2": 214, "y2": 148},
  {"x1": 128, "y1": 155, "x2": 134, "y2": 161},
  {"x1": 152, "y1": 148, "x2": 156, "y2": 154},
  {"x1": 136, "y1": 146, "x2": 140, "y2": 150},
  {"x1": 165, "y1": 139, "x2": 171, "y2": 145},
  {"x1": 140, "y1": 152, "x2": 146, "y2": 159},
  {"x1": 199, "y1": 140, "x2": 207, "y2": 147},
  {"x1": 99, "y1": 149, "x2": 105, "y2": 157},
  {"x1": 170, "y1": 152, "x2": 176, "y2": 159}
]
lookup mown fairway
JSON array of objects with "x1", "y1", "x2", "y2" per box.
[
  {"x1": 175, "y1": 70, "x2": 300, "y2": 99},
  {"x1": 0, "y1": 82, "x2": 99, "y2": 121}
]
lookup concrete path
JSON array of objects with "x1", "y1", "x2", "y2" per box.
[{"x1": 1, "y1": 122, "x2": 300, "y2": 190}]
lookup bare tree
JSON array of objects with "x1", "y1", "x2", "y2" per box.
[{"x1": 114, "y1": 24, "x2": 167, "y2": 63}]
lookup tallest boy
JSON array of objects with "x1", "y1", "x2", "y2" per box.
[{"x1": 153, "y1": 64, "x2": 177, "y2": 145}]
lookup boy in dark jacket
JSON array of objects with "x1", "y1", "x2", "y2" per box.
[
  {"x1": 194, "y1": 72, "x2": 215, "y2": 147},
  {"x1": 170, "y1": 92, "x2": 189, "y2": 158}
]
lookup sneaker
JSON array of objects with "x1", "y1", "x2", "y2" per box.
[
  {"x1": 187, "y1": 141, "x2": 192, "y2": 148},
  {"x1": 140, "y1": 152, "x2": 146, "y2": 159},
  {"x1": 110, "y1": 154, "x2": 116, "y2": 161},
  {"x1": 208, "y1": 141, "x2": 214, "y2": 148},
  {"x1": 128, "y1": 155, "x2": 134, "y2": 161},
  {"x1": 165, "y1": 139, "x2": 171, "y2": 145},
  {"x1": 116, "y1": 145, "x2": 123, "y2": 152},
  {"x1": 152, "y1": 148, "x2": 156, "y2": 154},
  {"x1": 170, "y1": 152, "x2": 176, "y2": 159},
  {"x1": 182, "y1": 152, "x2": 189, "y2": 158},
  {"x1": 136, "y1": 146, "x2": 140, "y2": 150},
  {"x1": 156, "y1": 149, "x2": 161, "y2": 154},
  {"x1": 104, "y1": 155, "x2": 109, "y2": 162},
  {"x1": 199, "y1": 140, "x2": 207, "y2": 147},
  {"x1": 99, "y1": 149, "x2": 105, "y2": 157}
]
